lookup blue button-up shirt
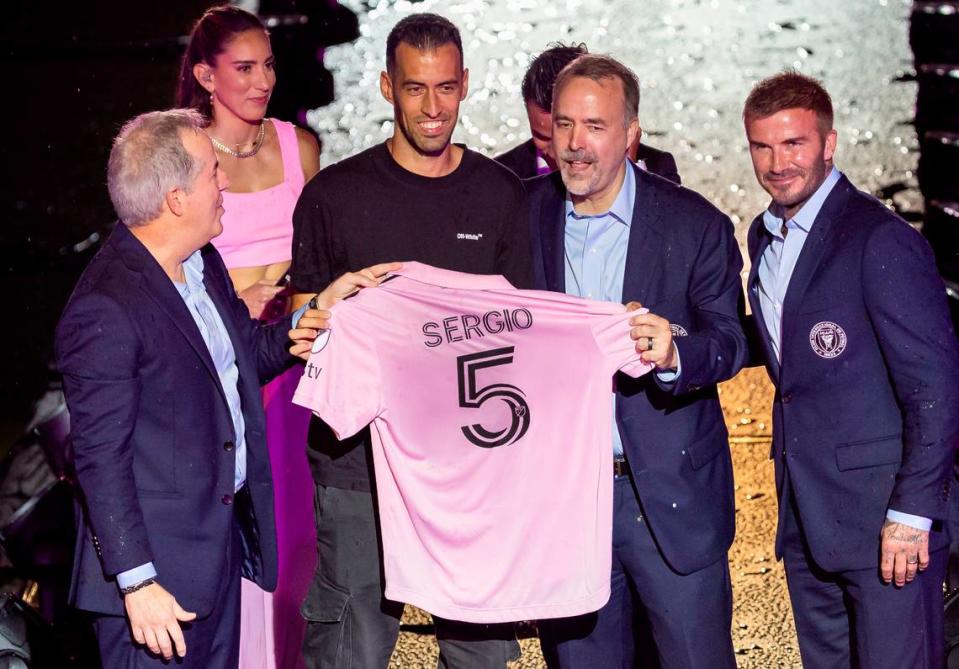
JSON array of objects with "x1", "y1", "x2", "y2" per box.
[
  {"x1": 756, "y1": 166, "x2": 927, "y2": 531},
  {"x1": 563, "y1": 164, "x2": 634, "y2": 457}
]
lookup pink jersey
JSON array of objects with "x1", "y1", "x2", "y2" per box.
[{"x1": 293, "y1": 262, "x2": 652, "y2": 623}]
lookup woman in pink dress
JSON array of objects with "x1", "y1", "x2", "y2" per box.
[{"x1": 177, "y1": 6, "x2": 319, "y2": 668}]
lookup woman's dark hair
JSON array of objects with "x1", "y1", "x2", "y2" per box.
[{"x1": 176, "y1": 4, "x2": 267, "y2": 119}]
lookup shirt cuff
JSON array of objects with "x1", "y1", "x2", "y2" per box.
[
  {"x1": 885, "y1": 509, "x2": 932, "y2": 531},
  {"x1": 117, "y1": 562, "x2": 157, "y2": 589},
  {"x1": 655, "y1": 343, "x2": 682, "y2": 383},
  {"x1": 291, "y1": 303, "x2": 310, "y2": 329}
]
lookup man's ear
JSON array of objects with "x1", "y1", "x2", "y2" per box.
[
  {"x1": 823, "y1": 128, "x2": 838, "y2": 163},
  {"x1": 165, "y1": 187, "x2": 185, "y2": 217},
  {"x1": 626, "y1": 117, "x2": 640, "y2": 153},
  {"x1": 380, "y1": 70, "x2": 394, "y2": 105},
  {"x1": 193, "y1": 62, "x2": 214, "y2": 94},
  {"x1": 460, "y1": 68, "x2": 470, "y2": 100}
]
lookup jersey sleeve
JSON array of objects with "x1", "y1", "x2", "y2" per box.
[
  {"x1": 590, "y1": 308, "x2": 654, "y2": 379},
  {"x1": 292, "y1": 303, "x2": 382, "y2": 438}
]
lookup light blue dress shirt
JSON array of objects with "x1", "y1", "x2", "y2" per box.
[
  {"x1": 563, "y1": 162, "x2": 677, "y2": 457},
  {"x1": 756, "y1": 167, "x2": 928, "y2": 532},
  {"x1": 118, "y1": 251, "x2": 308, "y2": 589}
]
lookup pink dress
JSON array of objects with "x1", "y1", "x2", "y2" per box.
[{"x1": 213, "y1": 119, "x2": 314, "y2": 669}]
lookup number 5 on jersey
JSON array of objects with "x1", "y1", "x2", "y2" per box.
[{"x1": 457, "y1": 347, "x2": 531, "y2": 448}]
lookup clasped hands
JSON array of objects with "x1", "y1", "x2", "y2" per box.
[
  {"x1": 289, "y1": 262, "x2": 402, "y2": 360},
  {"x1": 625, "y1": 301, "x2": 677, "y2": 371}
]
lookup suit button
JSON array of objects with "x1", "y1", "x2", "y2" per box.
[
  {"x1": 782, "y1": 393, "x2": 792, "y2": 404},
  {"x1": 223, "y1": 441, "x2": 235, "y2": 452},
  {"x1": 222, "y1": 494, "x2": 233, "y2": 505}
]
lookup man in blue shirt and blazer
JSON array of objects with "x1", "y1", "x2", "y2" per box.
[
  {"x1": 55, "y1": 109, "x2": 386, "y2": 667},
  {"x1": 528, "y1": 54, "x2": 747, "y2": 669},
  {"x1": 743, "y1": 70, "x2": 959, "y2": 668}
]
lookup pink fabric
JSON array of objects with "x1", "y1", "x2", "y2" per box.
[
  {"x1": 258, "y1": 368, "x2": 314, "y2": 669},
  {"x1": 239, "y1": 579, "x2": 276, "y2": 662},
  {"x1": 293, "y1": 262, "x2": 652, "y2": 623},
  {"x1": 213, "y1": 119, "x2": 304, "y2": 269}
]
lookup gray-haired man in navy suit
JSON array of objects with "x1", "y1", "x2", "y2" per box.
[
  {"x1": 56, "y1": 108, "x2": 388, "y2": 667},
  {"x1": 529, "y1": 53, "x2": 746, "y2": 669}
]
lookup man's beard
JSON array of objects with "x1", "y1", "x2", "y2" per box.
[{"x1": 559, "y1": 148, "x2": 600, "y2": 196}]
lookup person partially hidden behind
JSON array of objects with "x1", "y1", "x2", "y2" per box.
[
  {"x1": 55, "y1": 108, "x2": 394, "y2": 667},
  {"x1": 743, "y1": 70, "x2": 959, "y2": 668},
  {"x1": 495, "y1": 42, "x2": 680, "y2": 184}
]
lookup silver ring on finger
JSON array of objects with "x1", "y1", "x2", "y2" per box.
[{"x1": 645, "y1": 336, "x2": 654, "y2": 352}]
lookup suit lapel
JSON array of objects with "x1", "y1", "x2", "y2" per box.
[
  {"x1": 113, "y1": 224, "x2": 226, "y2": 398},
  {"x1": 621, "y1": 166, "x2": 664, "y2": 305},
  {"x1": 746, "y1": 220, "x2": 781, "y2": 382},
  {"x1": 540, "y1": 173, "x2": 567, "y2": 293},
  {"x1": 779, "y1": 176, "x2": 852, "y2": 357}
]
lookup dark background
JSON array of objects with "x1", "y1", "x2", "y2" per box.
[{"x1": 1, "y1": 0, "x2": 355, "y2": 449}]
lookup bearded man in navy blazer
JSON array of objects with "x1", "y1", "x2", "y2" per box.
[
  {"x1": 743, "y1": 71, "x2": 959, "y2": 668},
  {"x1": 529, "y1": 54, "x2": 747, "y2": 669},
  {"x1": 55, "y1": 109, "x2": 387, "y2": 667}
]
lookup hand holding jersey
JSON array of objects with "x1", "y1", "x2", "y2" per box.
[
  {"x1": 289, "y1": 262, "x2": 402, "y2": 360},
  {"x1": 624, "y1": 301, "x2": 678, "y2": 370}
]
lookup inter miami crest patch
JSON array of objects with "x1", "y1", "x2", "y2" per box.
[{"x1": 809, "y1": 321, "x2": 847, "y2": 359}]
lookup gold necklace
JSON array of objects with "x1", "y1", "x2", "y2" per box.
[{"x1": 208, "y1": 122, "x2": 266, "y2": 158}]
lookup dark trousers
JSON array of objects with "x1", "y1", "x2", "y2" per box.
[
  {"x1": 782, "y1": 491, "x2": 946, "y2": 669},
  {"x1": 93, "y1": 518, "x2": 243, "y2": 668},
  {"x1": 301, "y1": 484, "x2": 520, "y2": 669},
  {"x1": 539, "y1": 476, "x2": 736, "y2": 669}
]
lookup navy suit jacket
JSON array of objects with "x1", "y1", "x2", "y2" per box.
[
  {"x1": 55, "y1": 223, "x2": 292, "y2": 617},
  {"x1": 746, "y1": 174, "x2": 959, "y2": 571},
  {"x1": 528, "y1": 165, "x2": 747, "y2": 574},
  {"x1": 495, "y1": 138, "x2": 682, "y2": 185}
]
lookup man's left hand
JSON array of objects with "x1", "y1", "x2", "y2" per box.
[
  {"x1": 626, "y1": 302, "x2": 677, "y2": 370},
  {"x1": 880, "y1": 520, "x2": 930, "y2": 587}
]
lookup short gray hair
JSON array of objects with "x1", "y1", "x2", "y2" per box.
[
  {"x1": 107, "y1": 108, "x2": 206, "y2": 227},
  {"x1": 553, "y1": 54, "x2": 640, "y2": 127}
]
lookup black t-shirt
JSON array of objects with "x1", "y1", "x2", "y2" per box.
[{"x1": 291, "y1": 142, "x2": 532, "y2": 491}]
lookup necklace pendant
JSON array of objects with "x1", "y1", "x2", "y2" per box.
[{"x1": 209, "y1": 121, "x2": 266, "y2": 159}]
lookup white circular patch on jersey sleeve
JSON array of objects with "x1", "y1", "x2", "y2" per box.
[{"x1": 311, "y1": 329, "x2": 331, "y2": 354}]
